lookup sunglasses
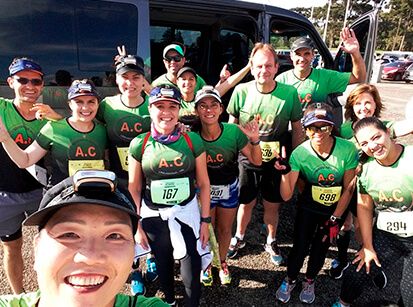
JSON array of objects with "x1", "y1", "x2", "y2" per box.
[
  {"x1": 164, "y1": 55, "x2": 183, "y2": 62},
  {"x1": 306, "y1": 125, "x2": 332, "y2": 134},
  {"x1": 13, "y1": 77, "x2": 43, "y2": 86}
]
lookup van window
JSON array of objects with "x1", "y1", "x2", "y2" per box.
[
  {"x1": 0, "y1": 0, "x2": 138, "y2": 86},
  {"x1": 219, "y1": 30, "x2": 251, "y2": 74}
]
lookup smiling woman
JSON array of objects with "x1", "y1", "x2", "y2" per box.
[
  {"x1": 0, "y1": 79, "x2": 108, "y2": 187},
  {"x1": 335, "y1": 117, "x2": 413, "y2": 307},
  {"x1": 0, "y1": 171, "x2": 167, "y2": 307}
]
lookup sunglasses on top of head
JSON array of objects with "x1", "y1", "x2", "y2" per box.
[
  {"x1": 13, "y1": 76, "x2": 43, "y2": 86},
  {"x1": 164, "y1": 55, "x2": 183, "y2": 62}
]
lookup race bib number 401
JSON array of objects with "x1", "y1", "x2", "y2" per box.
[
  {"x1": 377, "y1": 211, "x2": 413, "y2": 237},
  {"x1": 151, "y1": 177, "x2": 190, "y2": 205}
]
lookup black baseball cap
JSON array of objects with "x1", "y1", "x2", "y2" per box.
[
  {"x1": 24, "y1": 171, "x2": 139, "y2": 234},
  {"x1": 291, "y1": 37, "x2": 315, "y2": 52},
  {"x1": 115, "y1": 55, "x2": 145, "y2": 76}
]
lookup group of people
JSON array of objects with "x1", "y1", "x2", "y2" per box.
[{"x1": 0, "y1": 25, "x2": 412, "y2": 307}]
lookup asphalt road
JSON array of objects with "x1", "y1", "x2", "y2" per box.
[
  {"x1": 0, "y1": 81, "x2": 412, "y2": 306},
  {"x1": 375, "y1": 80, "x2": 413, "y2": 145}
]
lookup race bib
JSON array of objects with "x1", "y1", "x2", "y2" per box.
[
  {"x1": 311, "y1": 186, "x2": 342, "y2": 206},
  {"x1": 151, "y1": 177, "x2": 190, "y2": 205},
  {"x1": 259, "y1": 141, "x2": 280, "y2": 162},
  {"x1": 377, "y1": 211, "x2": 413, "y2": 237},
  {"x1": 117, "y1": 147, "x2": 129, "y2": 171},
  {"x1": 210, "y1": 184, "x2": 230, "y2": 200},
  {"x1": 68, "y1": 160, "x2": 105, "y2": 177}
]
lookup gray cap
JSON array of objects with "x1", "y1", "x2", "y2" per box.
[
  {"x1": 177, "y1": 66, "x2": 197, "y2": 79},
  {"x1": 291, "y1": 37, "x2": 315, "y2": 52}
]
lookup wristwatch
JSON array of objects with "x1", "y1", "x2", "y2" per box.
[
  {"x1": 329, "y1": 215, "x2": 341, "y2": 222},
  {"x1": 200, "y1": 216, "x2": 212, "y2": 223}
]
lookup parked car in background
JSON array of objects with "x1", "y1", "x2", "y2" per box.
[
  {"x1": 404, "y1": 63, "x2": 413, "y2": 83},
  {"x1": 381, "y1": 60, "x2": 413, "y2": 81},
  {"x1": 378, "y1": 57, "x2": 395, "y2": 65}
]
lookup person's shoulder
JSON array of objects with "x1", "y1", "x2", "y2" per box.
[
  {"x1": 0, "y1": 291, "x2": 40, "y2": 307},
  {"x1": 151, "y1": 74, "x2": 168, "y2": 86},
  {"x1": 131, "y1": 132, "x2": 148, "y2": 146},
  {"x1": 221, "y1": 122, "x2": 241, "y2": 133},
  {"x1": 45, "y1": 117, "x2": 67, "y2": 128},
  {"x1": 0, "y1": 97, "x2": 13, "y2": 109},
  {"x1": 275, "y1": 69, "x2": 293, "y2": 81},
  {"x1": 275, "y1": 81, "x2": 299, "y2": 95},
  {"x1": 101, "y1": 95, "x2": 119, "y2": 105},
  {"x1": 114, "y1": 293, "x2": 168, "y2": 307},
  {"x1": 293, "y1": 139, "x2": 311, "y2": 154},
  {"x1": 186, "y1": 131, "x2": 202, "y2": 142},
  {"x1": 336, "y1": 136, "x2": 357, "y2": 149},
  {"x1": 402, "y1": 145, "x2": 413, "y2": 157}
]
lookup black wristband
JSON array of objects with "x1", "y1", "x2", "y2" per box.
[
  {"x1": 276, "y1": 157, "x2": 291, "y2": 175},
  {"x1": 200, "y1": 216, "x2": 211, "y2": 223},
  {"x1": 250, "y1": 139, "x2": 260, "y2": 146}
]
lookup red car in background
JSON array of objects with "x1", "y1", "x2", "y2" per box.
[{"x1": 381, "y1": 60, "x2": 413, "y2": 81}]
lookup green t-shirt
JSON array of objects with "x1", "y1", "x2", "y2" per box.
[
  {"x1": 290, "y1": 137, "x2": 358, "y2": 215},
  {"x1": 358, "y1": 146, "x2": 413, "y2": 213},
  {"x1": 97, "y1": 95, "x2": 151, "y2": 178},
  {"x1": 36, "y1": 118, "x2": 108, "y2": 185},
  {"x1": 227, "y1": 80, "x2": 302, "y2": 168},
  {"x1": 129, "y1": 132, "x2": 205, "y2": 209},
  {"x1": 340, "y1": 120, "x2": 396, "y2": 146},
  {"x1": 0, "y1": 291, "x2": 168, "y2": 307},
  {"x1": 276, "y1": 68, "x2": 351, "y2": 110},
  {"x1": 152, "y1": 73, "x2": 206, "y2": 94},
  {"x1": 199, "y1": 123, "x2": 248, "y2": 185},
  {"x1": 179, "y1": 98, "x2": 199, "y2": 130},
  {"x1": 0, "y1": 98, "x2": 47, "y2": 192}
]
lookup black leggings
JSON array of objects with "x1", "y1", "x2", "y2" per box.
[
  {"x1": 340, "y1": 228, "x2": 413, "y2": 306},
  {"x1": 287, "y1": 208, "x2": 343, "y2": 280},
  {"x1": 142, "y1": 216, "x2": 201, "y2": 307}
]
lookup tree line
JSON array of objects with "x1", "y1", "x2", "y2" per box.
[{"x1": 292, "y1": 0, "x2": 413, "y2": 51}]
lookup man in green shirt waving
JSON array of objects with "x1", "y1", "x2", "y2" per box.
[{"x1": 276, "y1": 27, "x2": 366, "y2": 112}]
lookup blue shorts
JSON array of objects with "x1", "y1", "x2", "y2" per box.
[
  {"x1": 210, "y1": 178, "x2": 240, "y2": 209},
  {"x1": 0, "y1": 189, "x2": 42, "y2": 240}
]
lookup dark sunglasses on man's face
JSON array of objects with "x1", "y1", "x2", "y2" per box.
[
  {"x1": 13, "y1": 77, "x2": 43, "y2": 86},
  {"x1": 164, "y1": 55, "x2": 183, "y2": 62}
]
